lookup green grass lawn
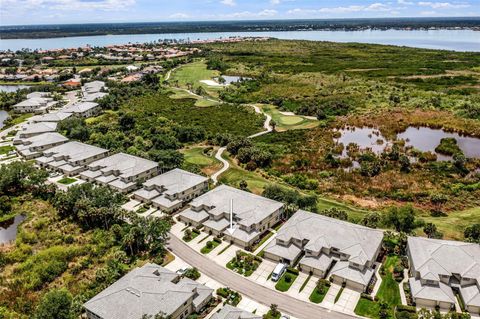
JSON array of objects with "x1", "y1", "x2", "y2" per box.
[
  {"x1": 275, "y1": 270, "x2": 298, "y2": 292},
  {"x1": 355, "y1": 255, "x2": 401, "y2": 318},
  {"x1": 171, "y1": 60, "x2": 220, "y2": 88},
  {"x1": 355, "y1": 297, "x2": 381, "y2": 319},
  {"x1": 309, "y1": 285, "x2": 330, "y2": 303},
  {"x1": 182, "y1": 229, "x2": 200, "y2": 242},
  {"x1": 57, "y1": 177, "x2": 77, "y2": 185},
  {"x1": 420, "y1": 206, "x2": 480, "y2": 241},
  {"x1": 377, "y1": 255, "x2": 402, "y2": 306},
  {"x1": 200, "y1": 239, "x2": 221, "y2": 254},
  {"x1": 259, "y1": 104, "x2": 319, "y2": 131},
  {"x1": 182, "y1": 146, "x2": 218, "y2": 167},
  {"x1": 0, "y1": 145, "x2": 15, "y2": 155}
]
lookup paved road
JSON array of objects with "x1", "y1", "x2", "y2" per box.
[
  {"x1": 211, "y1": 147, "x2": 229, "y2": 185},
  {"x1": 167, "y1": 234, "x2": 358, "y2": 319}
]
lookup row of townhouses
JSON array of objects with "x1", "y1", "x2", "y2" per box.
[
  {"x1": 83, "y1": 263, "x2": 262, "y2": 319},
  {"x1": 11, "y1": 80, "x2": 479, "y2": 318}
]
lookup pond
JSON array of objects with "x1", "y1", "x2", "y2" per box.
[
  {"x1": 397, "y1": 126, "x2": 480, "y2": 160},
  {"x1": 334, "y1": 126, "x2": 480, "y2": 161},
  {"x1": 334, "y1": 126, "x2": 389, "y2": 158},
  {"x1": 0, "y1": 214, "x2": 26, "y2": 244},
  {"x1": 221, "y1": 76, "x2": 250, "y2": 85},
  {"x1": 0, "y1": 85, "x2": 30, "y2": 93},
  {"x1": 0, "y1": 110, "x2": 9, "y2": 129}
]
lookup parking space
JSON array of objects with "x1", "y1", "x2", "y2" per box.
[
  {"x1": 297, "y1": 275, "x2": 319, "y2": 301},
  {"x1": 206, "y1": 240, "x2": 229, "y2": 257},
  {"x1": 137, "y1": 207, "x2": 158, "y2": 218},
  {"x1": 212, "y1": 243, "x2": 238, "y2": 266},
  {"x1": 248, "y1": 259, "x2": 276, "y2": 289},
  {"x1": 286, "y1": 272, "x2": 314, "y2": 301},
  {"x1": 321, "y1": 283, "x2": 341, "y2": 309},
  {"x1": 170, "y1": 221, "x2": 187, "y2": 238},
  {"x1": 190, "y1": 233, "x2": 212, "y2": 251},
  {"x1": 121, "y1": 199, "x2": 141, "y2": 211},
  {"x1": 237, "y1": 296, "x2": 270, "y2": 316},
  {"x1": 332, "y1": 288, "x2": 360, "y2": 314}
]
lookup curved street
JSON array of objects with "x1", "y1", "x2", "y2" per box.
[{"x1": 167, "y1": 234, "x2": 358, "y2": 319}]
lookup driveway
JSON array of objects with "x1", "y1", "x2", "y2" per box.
[
  {"x1": 248, "y1": 259, "x2": 276, "y2": 289},
  {"x1": 121, "y1": 199, "x2": 141, "y2": 211},
  {"x1": 321, "y1": 283, "x2": 342, "y2": 309},
  {"x1": 333, "y1": 288, "x2": 361, "y2": 315},
  {"x1": 168, "y1": 234, "x2": 357, "y2": 319}
]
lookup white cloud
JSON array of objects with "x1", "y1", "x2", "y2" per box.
[
  {"x1": 270, "y1": 0, "x2": 281, "y2": 4},
  {"x1": 288, "y1": 3, "x2": 392, "y2": 15},
  {"x1": 417, "y1": 1, "x2": 470, "y2": 9},
  {"x1": 220, "y1": 0, "x2": 236, "y2": 6},
  {"x1": 214, "y1": 8, "x2": 278, "y2": 19},
  {"x1": 1, "y1": 0, "x2": 136, "y2": 11},
  {"x1": 258, "y1": 9, "x2": 278, "y2": 16},
  {"x1": 169, "y1": 12, "x2": 189, "y2": 19},
  {"x1": 397, "y1": 0, "x2": 414, "y2": 4}
]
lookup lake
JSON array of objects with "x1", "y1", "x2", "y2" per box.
[
  {"x1": 0, "y1": 85, "x2": 30, "y2": 93},
  {"x1": 0, "y1": 110, "x2": 9, "y2": 129},
  {"x1": 1, "y1": 29, "x2": 479, "y2": 52},
  {"x1": 334, "y1": 126, "x2": 480, "y2": 161},
  {"x1": 0, "y1": 214, "x2": 26, "y2": 244}
]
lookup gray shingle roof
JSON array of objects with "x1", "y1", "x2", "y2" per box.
[
  {"x1": 86, "y1": 153, "x2": 158, "y2": 179},
  {"x1": 43, "y1": 141, "x2": 108, "y2": 163},
  {"x1": 211, "y1": 305, "x2": 262, "y2": 319},
  {"x1": 143, "y1": 168, "x2": 208, "y2": 196},
  {"x1": 408, "y1": 237, "x2": 480, "y2": 282},
  {"x1": 190, "y1": 185, "x2": 283, "y2": 228},
  {"x1": 267, "y1": 210, "x2": 383, "y2": 265},
  {"x1": 84, "y1": 263, "x2": 212, "y2": 319}
]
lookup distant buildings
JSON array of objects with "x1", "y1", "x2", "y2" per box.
[
  {"x1": 80, "y1": 153, "x2": 159, "y2": 193},
  {"x1": 29, "y1": 111, "x2": 72, "y2": 123},
  {"x1": 62, "y1": 101, "x2": 101, "y2": 118},
  {"x1": 264, "y1": 210, "x2": 383, "y2": 292},
  {"x1": 15, "y1": 132, "x2": 68, "y2": 159},
  {"x1": 407, "y1": 237, "x2": 480, "y2": 313},
  {"x1": 83, "y1": 263, "x2": 213, "y2": 319},
  {"x1": 178, "y1": 185, "x2": 284, "y2": 249},
  {"x1": 12, "y1": 92, "x2": 56, "y2": 114},
  {"x1": 133, "y1": 168, "x2": 209, "y2": 212}
]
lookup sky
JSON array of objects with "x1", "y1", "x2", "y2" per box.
[{"x1": 0, "y1": 0, "x2": 479, "y2": 26}]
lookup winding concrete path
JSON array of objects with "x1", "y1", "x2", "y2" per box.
[
  {"x1": 211, "y1": 147, "x2": 229, "y2": 185},
  {"x1": 248, "y1": 104, "x2": 272, "y2": 138},
  {"x1": 167, "y1": 233, "x2": 358, "y2": 319}
]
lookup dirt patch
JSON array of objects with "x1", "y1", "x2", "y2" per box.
[{"x1": 341, "y1": 195, "x2": 381, "y2": 209}]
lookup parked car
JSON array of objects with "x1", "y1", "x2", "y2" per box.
[
  {"x1": 271, "y1": 263, "x2": 287, "y2": 282},
  {"x1": 280, "y1": 315, "x2": 290, "y2": 319}
]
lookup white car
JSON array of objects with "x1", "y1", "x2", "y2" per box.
[{"x1": 271, "y1": 263, "x2": 287, "y2": 282}]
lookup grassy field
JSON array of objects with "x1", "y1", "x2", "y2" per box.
[
  {"x1": 181, "y1": 146, "x2": 221, "y2": 176},
  {"x1": 168, "y1": 87, "x2": 220, "y2": 107},
  {"x1": 258, "y1": 104, "x2": 319, "y2": 131},
  {"x1": 169, "y1": 60, "x2": 224, "y2": 99},
  {"x1": 419, "y1": 206, "x2": 480, "y2": 241}
]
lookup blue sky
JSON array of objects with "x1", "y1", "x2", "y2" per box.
[{"x1": 1, "y1": 0, "x2": 478, "y2": 26}]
